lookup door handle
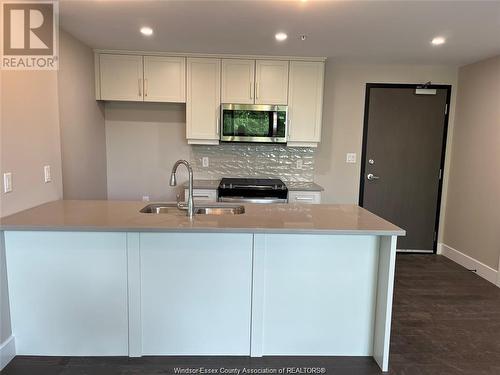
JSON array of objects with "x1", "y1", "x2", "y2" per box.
[{"x1": 367, "y1": 173, "x2": 380, "y2": 181}]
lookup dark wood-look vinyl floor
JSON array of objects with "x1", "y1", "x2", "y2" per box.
[{"x1": 2, "y1": 255, "x2": 500, "y2": 375}]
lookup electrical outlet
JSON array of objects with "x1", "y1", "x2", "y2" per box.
[
  {"x1": 44, "y1": 165, "x2": 51, "y2": 183},
  {"x1": 202, "y1": 157, "x2": 209, "y2": 168},
  {"x1": 296, "y1": 159, "x2": 303, "y2": 169},
  {"x1": 346, "y1": 153, "x2": 357, "y2": 164},
  {"x1": 142, "y1": 195, "x2": 150, "y2": 202},
  {"x1": 3, "y1": 172, "x2": 12, "y2": 193}
]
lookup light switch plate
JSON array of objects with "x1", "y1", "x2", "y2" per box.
[
  {"x1": 202, "y1": 157, "x2": 209, "y2": 168},
  {"x1": 3, "y1": 172, "x2": 12, "y2": 193},
  {"x1": 44, "y1": 165, "x2": 51, "y2": 183},
  {"x1": 346, "y1": 153, "x2": 357, "y2": 164}
]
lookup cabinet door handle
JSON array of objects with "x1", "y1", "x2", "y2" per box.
[
  {"x1": 194, "y1": 195, "x2": 210, "y2": 198},
  {"x1": 138, "y1": 78, "x2": 142, "y2": 97},
  {"x1": 256, "y1": 82, "x2": 260, "y2": 100},
  {"x1": 250, "y1": 81, "x2": 253, "y2": 99},
  {"x1": 295, "y1": 196, "x2": 313, "y2": 201},
  {"x1": 216, "y1": 116, "x2": 220, "y2": 135},
  {"x1": 144, "y1": 78, "x2": 148, "y2": 97}
]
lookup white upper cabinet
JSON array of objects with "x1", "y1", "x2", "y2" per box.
[
  {"x1": 287, "y1": 61, "x2": 325, "y2": 147},
  {"x1": 255, "y1": 60, "x2": 289, "y2": 105},
  {"x1": 143, "y1": 56, "x2": 186, "y2": 103},
  {"x1": 99, "y1": 54, "x2": 143, "y2": 101},
  {"x1": 186, "y1": 58, "x2": 221, "y2": 144},
  {"x1": 95, "y1": 51, "x2": 325, "y2": 145},
  {"x1": 221, "y1": 59, "x2": 255, "y2": 104},
  {"x1": 98, "y1": 54, "x2": 186, "y2": 103}
]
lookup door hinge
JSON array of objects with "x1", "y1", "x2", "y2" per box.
[
  {"x1": 439, "y1": 169, "x2": 443, "y2": 180},
  {"x1": 444, "y1": 104, "x2": 448, "y2": 115}
]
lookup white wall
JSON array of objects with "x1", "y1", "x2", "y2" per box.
[
  {"x1": 442, "y1": 55, "x2": 500, "y2": 270},
  {"x1": 0, "y1": 66, "x2": 63, "y2": 366},
  {"x1": 0, "y1": 71, "x2": 12, "y2": 355},
  {"x1": 105, "y1": 102, "x2": 190, "y2": 201},
  {"x1": 0, "y1": 71, "x2": 63, "y2": 217},
  {"x1": 58, "y1": 30, "x2": 107, "y2": 200}
]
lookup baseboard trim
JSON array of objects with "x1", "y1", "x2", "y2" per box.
[
  {"x1": 436, "y1": 243, "x2": 444, "y2": 255},
  {"x1": 0, "y1": 335, "x2": 15, "y2": 370},
  {"x1": 439, "y1": 243, "x2": 498, "y2": 286}
]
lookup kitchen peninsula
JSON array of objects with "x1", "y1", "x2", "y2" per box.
[{"x1": 0, "y1": 200, "x2": 404, "y2": 372}]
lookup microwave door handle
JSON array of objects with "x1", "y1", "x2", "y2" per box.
[{"x1": 272, "y1": 111, "x2": 278, "y2": 137}]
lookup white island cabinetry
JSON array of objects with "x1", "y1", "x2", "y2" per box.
[
  {"x1": 1, "y1": 201, "x2": 402, "y2": 372},
  {"x1": 5, "y1": 231, "x2": 129, "y2": 356},
  {"x1": 139, "y1": 233, "x2": 253, "y2": 355}
]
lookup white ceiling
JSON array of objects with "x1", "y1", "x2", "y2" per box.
[{"x1": 60, "y1": 0, "x2": 500, "y2": 66}]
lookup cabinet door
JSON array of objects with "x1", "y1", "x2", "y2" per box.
[
  {"x1": 255, "y1": 60, "x2": 289, "y2": 105},
  {"x1": 184, "y1": 188, "x2": 217, "y2": 203},
  {"x1": 287, "y1": 61, "x2": 324, "y2": 145},
  {"x1": 99, "y1": 54, "x2": 143, "y2": 101},
  {"x1": 186, "y1": 58, "x2": 221, "y2": 143},
  {"x1": 221, "y1": 59, "x2": 255, "y2": 104},
  {"x1": 5, "y1": 231, "x2": 129, "y2": 356},
  {"x1": 140, "y1": 233, "x2": 253, "y2": 355},
  {"x1": 143, "y1": 56, "x2": 186, "y2": 103},
  {"x1": 288, "y1": 191, "x2": 322, "y2": 204}
]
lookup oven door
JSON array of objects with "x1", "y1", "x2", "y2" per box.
[{"x1": 220, "y1": 104, "x2": 287, "y2": 143}]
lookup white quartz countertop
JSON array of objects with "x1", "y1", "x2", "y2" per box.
[
  {"x1": 0, "y1": 200, "x2": 405, "y2": 236},
  {"x1": 183, "y1": 179, "x2": 324, "y2": 191}
]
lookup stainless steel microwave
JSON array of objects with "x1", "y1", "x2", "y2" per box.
[{"x1": 220, "y1": 104, "x2": 288, "y2": 143}]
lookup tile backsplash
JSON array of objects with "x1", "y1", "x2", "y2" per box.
[{"x1": 190, "y1": 144, "x2": 315, "y2": 182}]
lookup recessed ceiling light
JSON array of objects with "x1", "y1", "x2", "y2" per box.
[
  {"x1": 431, "y1": 36, "x2": 446, "y2": 46},
  {"x1": 140, "y1": 27, "x2": 154, "y2": 36},
  {"x1": 275, "y1": 32, "x2": 288, "y2": 41}
]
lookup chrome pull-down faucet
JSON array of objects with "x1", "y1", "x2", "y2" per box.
[{"x1": 169, "y1": 160, "x2": 194, "y2": 219}]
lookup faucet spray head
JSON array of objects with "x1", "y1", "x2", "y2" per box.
[{"x1": 169, "y1": 172, "x2": 177, "y2": 186}]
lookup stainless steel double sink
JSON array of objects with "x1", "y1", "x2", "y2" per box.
[{"x1": 140, "y1": 203, "x2": 245, "y2": 216}]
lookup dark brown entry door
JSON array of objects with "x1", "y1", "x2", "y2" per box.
[{"x1": 360, "y1": 85, "x2": 450, "y2": 252}]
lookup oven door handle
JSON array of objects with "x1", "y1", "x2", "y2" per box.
[{"x1": 219, "y1": 197, "x2": 287, "y2": 204}]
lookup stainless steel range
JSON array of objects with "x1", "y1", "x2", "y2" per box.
[{"x1": 218, "y1": 178, "x2": 288, "y2": 204}]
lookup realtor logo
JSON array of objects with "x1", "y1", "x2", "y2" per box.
[{"x1": 1, "y1": 0, "x2": 59, "y2": 70}]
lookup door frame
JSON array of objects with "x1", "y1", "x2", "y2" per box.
[{"x1": 359, "y1": 83, "x2": 452, "y2": 254}]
